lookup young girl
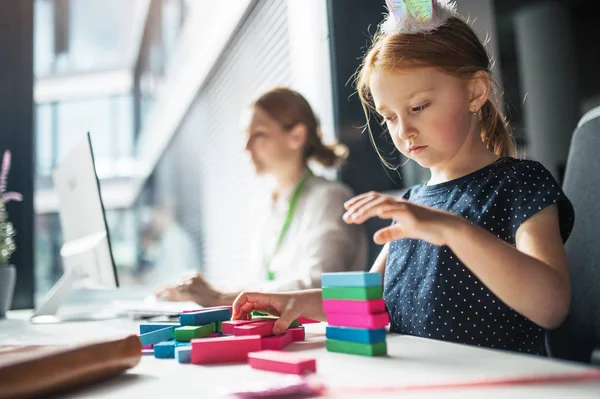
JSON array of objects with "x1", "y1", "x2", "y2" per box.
[
  {"x1": 157, "y1": 87, "x2": 368, "y2": 306},
  {"x1": 232, "y1": 0, "x2": 575, "y2": 356}
]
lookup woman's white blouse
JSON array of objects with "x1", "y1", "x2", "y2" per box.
[{"x1": 246, "y1": 174, "x2": 369, "y2": 292}]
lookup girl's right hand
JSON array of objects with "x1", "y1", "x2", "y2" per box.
[{"x1": 232, "y1": 289, "x2": 325, "y2": 335}]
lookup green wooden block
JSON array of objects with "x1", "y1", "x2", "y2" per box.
[
  {"x1": 174, "y1": 323, "x2": 214, "y2": 341},
  {"x1": 214, "y1": 321, "x2": 222, "y2": 333},
  {"x1": 289, "y1": 319, "x2": 299, "y2": 328},
  {"x1": 326, "y1": 339, "x2": 387, "y2": 357},
  {"x1": 322, "y1": 286, "x2": 382, "y2": 300},
  {"x1": 252, "y1": 310, "x2": 268, "y2": 316}
]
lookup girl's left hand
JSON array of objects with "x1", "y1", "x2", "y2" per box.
[{"x1": 343, "y1": 191, "x2": 462, "y2": 246}]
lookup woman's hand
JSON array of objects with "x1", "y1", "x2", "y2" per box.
[
  {"x1": 343, "y1": 191, "x2": 462, "y2": 246},
  {"x1": 155, "y1": 272, "x2": 222, "y2": 307},
  {"x1": 232, "y1": 289, "x2": 325, "y2": 335}
]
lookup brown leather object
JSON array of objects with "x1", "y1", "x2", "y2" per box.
[{"x1": 0, "y1": 335, "x2": 142, "y2": 399}]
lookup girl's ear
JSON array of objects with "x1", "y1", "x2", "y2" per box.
[
  {"x1": 468, "y1": 71, "x2": 491, "y2": 112},
  {"x1": 287, "y1": 123, "x2": 308, "y2": 151}
]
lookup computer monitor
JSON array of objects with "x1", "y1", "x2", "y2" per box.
[{"x1": 30, "y1": 133, "x2": 119, "y2": 323}]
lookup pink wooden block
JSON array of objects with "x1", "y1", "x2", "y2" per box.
[
  {"x1": 288, "y1": 327, "x2": 305, "y2": 341},
  {"x1": 322, "y1": 299, "x2": 386, "y2": 315},
  {"x1": 326, "y1": 311, "x2": 390, "y2": 329},
  {"x1": 298, "y1": 316, "x2": 320, "y2": 324},
  {"x1": 182, "y1": 305, "x2": 233, "y2": 314},
  {"x1": 221, "y1": 318, "x2": 274, "y2": 335},
  {"x1": 142, "y1": 344, "x2": 154, "y2": 349},
  {"x1": 261, "y1": 331, "x2": 293, "y2": 350},
  {"x1": 234, "y1": 320, "x2": 277, "y2": 337},
  {"x1": 248, "y1": 350, "x2": 316, "y2": 375},
  {"x1": 191, "y1": 335, "x2": 262, "y2": 364}
]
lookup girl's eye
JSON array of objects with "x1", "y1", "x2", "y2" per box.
[
  {"x1": 411, "y1": 103, "x2": 430, "y2": 113},
  {"x1": 382, "y1": 116, "x2": 397, "y2": 124}
]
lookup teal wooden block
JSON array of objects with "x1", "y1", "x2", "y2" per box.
[
  {"x1": 139, "y1": 326, "x2": 174, "y2": 347},
  {"x1": 175, "y1": 346, "x2": 192, "y2": 363},
  {"x1": 321, "y1": 271, "x2": 381, "y2": 287},
  {"x1": 154, "y1": 340, "x2": 176, "y2": 358}
]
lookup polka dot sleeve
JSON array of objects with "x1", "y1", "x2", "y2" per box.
[{"x1": 506, "y1": 161, "x2": 575, "y2": 242}]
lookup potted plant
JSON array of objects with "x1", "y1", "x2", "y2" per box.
[{"x1": 0, "y1": 150, "x2": 22, "y2": 318}]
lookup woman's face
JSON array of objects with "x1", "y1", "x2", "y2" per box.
[{"x1": 244, "y1": 107, "x2": 299, "y2": 175}]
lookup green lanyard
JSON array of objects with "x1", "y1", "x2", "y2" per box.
[{"x1": 264, "y1": 169, "x2": 312, "y2": 281}]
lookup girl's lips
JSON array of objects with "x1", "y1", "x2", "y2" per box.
[{"x1": 409, "y1": 146, "x2": 427, "y2": 153}]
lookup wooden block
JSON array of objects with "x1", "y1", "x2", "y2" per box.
[
  {"x1": 142, "y1": 344, "x2": 153, "y2": 349},
  {"x1": 179, "y1": 308, "x2": 231, "y2": 326},
  {"x1": 288, "y1": 327, "x2": 305, "y2": 341},
  {"x1": 142, "y1": 349, "x2": 154, "y2": 356},
  {"x1": 325, "y1": 326, "x2": 386, "y2": 344},
  {"x1": 190, "y1": 335, "x2": 262, "y2": 364},
  {"x1": 326, "y1": 339, "x2": 387, "y2": 357},
  {"x1": 322, "y1": 299, "x2": 386, "y2": 315},
  {"x1": 234, "y1": 320, "x2": 276, "y2": 337},
  {"x1": 248, "y1": 350, "x2": 316, "y2": 375},
  {"x1": 139, "y1": 323, "x2": 179, "y2": 334},
  {"x1": 139, "y1": 326, "x2": 174, "y2": 347},
  {"x1": 154, "y1": 340, "x2": 176, "y2": 358},
  {"x1": 261, "y1": 331, "x2": 293, "y2": 350},
  {"x1": 298, "y1": 317, "x2": 320, "y2": 324},
  {"x1": 251, "y1": 310, "x2": 268, "y2": 316},
  {"x1": 175, "y1": 346, "x2": 192, "y2": 363},
  {"x1": 221, "y1": 318, "x2": 274, "y2": 335},
  {"x1": 289, "y1": 319, "x2": 300, "y2": 328},
  {"x1": 214, "y1": 321, "x2": 222, "y2": 333},
  {"x1": 182, "y1": 305, "x2": 232, "y2": 314},
  {"x1": 321, "y1": 271, "x2": 381, "y2": 287},
  {"x1": 326, "y1": 312, "x2": 389, "y2": 329},
  {"x1": 322, "y1": 286, "x2": 382, "y2": 301},
  {"x1": 174, "y1": 324, "x2": 214, "y2": 341}
]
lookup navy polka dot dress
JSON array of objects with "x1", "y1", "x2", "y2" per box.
[{"x1": 384, "y1": 157, "x2": 575, "y2": 355}]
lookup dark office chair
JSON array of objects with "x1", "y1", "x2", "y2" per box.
[{"x1": 545, "y1": 106, "x2": 600, "y2": 364}]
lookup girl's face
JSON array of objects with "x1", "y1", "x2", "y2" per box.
[
  {"x1": 244, "y1": 107, "x2": 299, "y2": 175},
  {"x1": 369, "y1": 67, "x2": 477, "y2": 170}
]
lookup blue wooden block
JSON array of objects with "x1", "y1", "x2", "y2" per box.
[
  {"x1": 139, "y1": 326, "x2": 174, "y2": 346},
  {"x1": 179, "y1": 308, "x2": 231, "y2": 326},
  {"x1": 175, "y1": 346, "x2": 192, "y2": 363},
  {"x1": 175, "y1": 341, "x2": 191, "y2": 347},
  {"x1": 321, "y1": 272, "x2": 381, "y2": 287},
  {"x1": 139, "y1": 323, "x2": 180, "y2": 334},
  {"x1": 154, "y1": 340, "x2": 176, "y2": 359},
  {"x1": 325, "y1": 326, "x2": 386, "y2": 344}
]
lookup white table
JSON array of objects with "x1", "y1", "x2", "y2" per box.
[{"x1": 2, "y1": 309, "x2": 600, "y2": 398}]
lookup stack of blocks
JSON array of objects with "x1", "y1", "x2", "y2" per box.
[
  {"x1": 322, "y1": 271, "x2": 389, "y2": 356},
  {"x1": 137, "y1": 306, "x2": 315, "y2": 374}
]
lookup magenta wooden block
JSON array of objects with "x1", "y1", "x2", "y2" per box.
[
  {"x1": 322, "y1": 299, "x2": 386, "y2": 315},
  {"x1": 142, "y1": 344, "x2": 153, "y2": 349},
  {"x1": 234, "y1": 320, "x2": 277, "y2": 337},
  {"x1": 298, "y1": 317, "x2": 320, "y2": 324},
  {"x1": 261, "y1": 331, "x2": 293, "y2": 350},
  {"x1": 190, "y1": 335, "x2": 262, "y2": 364},
  {"x1": 326, "y1": 312, "x2": 390, "y2": 329},
  {"x1": 288, "y1": 327, "x2": 305, "y2": 341},
  {"x1": 221, "y1": 318, "x2": 274, "y2": 335},
  {"x1": 248, "y1": 350, "x2": 316, "y2": 375}
]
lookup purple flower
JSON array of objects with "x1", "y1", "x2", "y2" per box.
[{"x1": 0, "y1": 150, "x2": 22, "y2": 203}]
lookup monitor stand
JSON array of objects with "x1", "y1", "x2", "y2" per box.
[{"x1": 29, "y1": 268, "x2": 121, "y2": 324}]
